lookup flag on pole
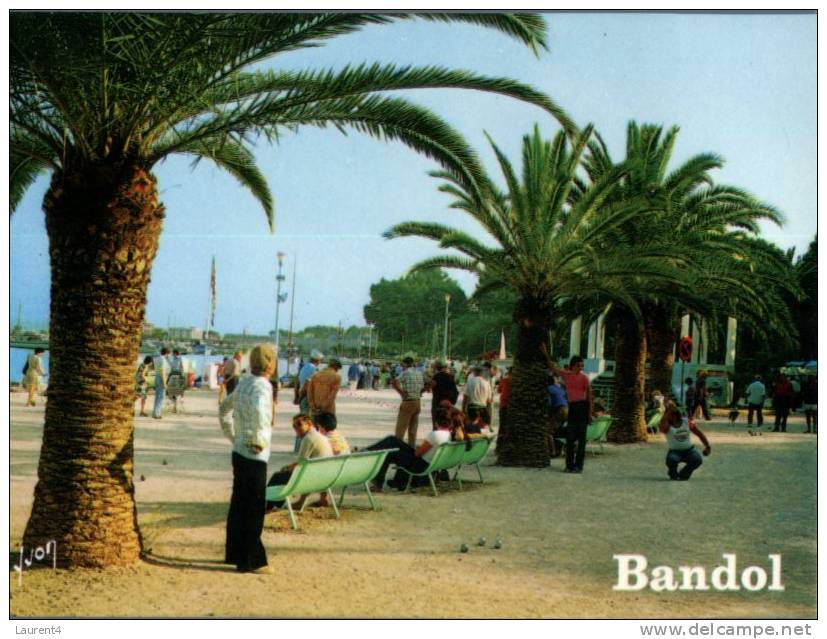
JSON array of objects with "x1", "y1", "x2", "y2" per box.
[{"x1": 209, "y1": 256, "x2": 216, "y2": 328}]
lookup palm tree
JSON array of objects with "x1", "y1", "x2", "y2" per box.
[
  {"x1": 10, "y1": 12, "x2": 576, "y2": 567},
  {"x1": 385, "y1": 125, "x2": 680, "y2": 466},
  {"x1": 579, "y1": 122, "x2": 794, "y2": 441}
]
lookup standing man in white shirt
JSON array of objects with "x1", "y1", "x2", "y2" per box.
[
  {"x1": 462, "y1": 364, "x2": 493, "y2": 427},
  {"x1": 745, "y1": 375, "x2": 767, "y2": 435}
]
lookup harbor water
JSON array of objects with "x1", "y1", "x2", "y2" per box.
[{"x1": 11, "y1": 347, "x2": 296, "y2": 384}]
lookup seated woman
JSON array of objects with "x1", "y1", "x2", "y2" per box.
[
  {"x1": 592, "y1": 396, "x2": 608, "y2": 417},
  {"x1": 463, "y1": 404, "x2": 492, "y2": 436},
  {"x1": 365, "y1": 406, "x2": 462, "y2": 491}
]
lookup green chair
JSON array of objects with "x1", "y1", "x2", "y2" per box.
[
  {"x1": 646, "y1": 410, "x2": 663, "y2": 434},
  {"x1": 331, "y1": 449, "x2": 397, "y2": 511},
  {"x1": 452, "y1": 436, "x2": 494, "y2": 487},
  {"x1": 585, "y1": 415, "x2": 612, "y2": 454},
  {"x1": 265, "y1": 456, "x2": 347, "y2": 530},
  {"x1": 397, "y1": 442, "x2": 467, "y2": 496}
]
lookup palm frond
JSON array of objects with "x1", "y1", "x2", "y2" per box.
[
  {"x1": 406, "y1": 255, "x2": 481, "y2": 276},
  {"x1": 383, "y1": 221, "x2": 455, "y2": 242},
  {"x1": 176, "y1": 137, "x2": 274, "y2": 230}
]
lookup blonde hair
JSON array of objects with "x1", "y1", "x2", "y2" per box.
[
  {"x1": 292, "y1": 414, "x2": 313, "y2": 430},
  {"x1": 249, "y1": 344, "x2": 276, "y2": 376}
]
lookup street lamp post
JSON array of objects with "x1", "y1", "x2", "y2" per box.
[
  {"x1": 443, "y1": 294, "x2": 451, "y2": 359},
  {"x1": 274, "y1": 252, "x2": 287, "y2": 363}
]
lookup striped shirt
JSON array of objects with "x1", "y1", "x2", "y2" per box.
[{"x1": 219, "y1": 375, "x2": 273, "y2": 463}]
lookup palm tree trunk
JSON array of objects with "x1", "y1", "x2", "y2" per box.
[
  {"x1": 22, "y1": 164, "x2": 164, "y2": 567},
  {"x1": 496, "y1": 313, "x2": 550, "y2": 467},
  {"x1": 608, "y1": 308, "x2": 648, "y2": 443},
  {"x1": 646, "y1": 307, "x2": 678, "y2": 399}
]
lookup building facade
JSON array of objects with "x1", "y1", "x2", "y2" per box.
[{"x1": 562, "y1": 314, "x2": 737, "y2": 407}]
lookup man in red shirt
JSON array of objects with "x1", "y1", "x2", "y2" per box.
[{"x1": 542, "y1": 346, "x2": 592, "y2": 473}]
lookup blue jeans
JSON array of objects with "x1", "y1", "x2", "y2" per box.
[
  {"x1": 666, "y1": 447, "x2": 703, "y2": 480},
  {"x1": 152, "y1": 383, "x2": 166, "y2": 418}
]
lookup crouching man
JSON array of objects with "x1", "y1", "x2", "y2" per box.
[{"x1": 660, "y1": 400, "x2": 711, "y2": 480}]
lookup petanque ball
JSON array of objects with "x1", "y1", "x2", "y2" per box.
[
  {"x1": 493, "y1": 539, "x2": 502, "y2": 549},
  {"x1": 140, "y1": 475, "x2": 146, "y2": 482},
  {"x1": 478, "y1": 537, "x2": 486, "y2": 547},
  {"x1": 162, "y1": 459, "x2": 168, "y2": 465},
  {"x1": 460, "y1": 543, "x2": 469, "y2": 553}
]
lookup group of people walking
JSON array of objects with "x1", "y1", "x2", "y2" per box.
[{"x1": 135, "y1": 348, "x2": 187, "y2": 418}]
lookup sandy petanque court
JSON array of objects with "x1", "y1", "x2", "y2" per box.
[{"x1": 9, "y1": 387, "x2": 816, "y2": 619}]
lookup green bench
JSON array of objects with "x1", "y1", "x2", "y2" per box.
[
  {"x1": 555, "y1": 415, "x2": 613, "y2": 456},
  {"x1": 396, "y1": 441, "x2": 467, "y2": 496},
  {"x1": 331, "y1": 449, "x2": 397, "y2": 511},
  {"x1": 395, "y1": 438, "x2": 494, "y2": 496},
  {"x1": 452, "y1": 436, "x2": 494, "y2": 487},
  {"x1": 646, "y1": 410, "x2": 663, "y2": 434},
  {"x1": 585, "y1": 415, "x2": 612, "y2": 454},
  {"x1": 264, "y1": 448, "x2": 395, "y2": 530}
]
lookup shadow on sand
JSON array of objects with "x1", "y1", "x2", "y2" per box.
[
  {"x1": 139, "y1": 500, "x2": 228, "y2": 528},
  {"x1": 140, "y1": 551, "x2": 235, "y2": 572}
]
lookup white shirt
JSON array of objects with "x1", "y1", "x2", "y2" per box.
[
  {"x1": 464, "y1": 375, "x2": 493, "y2": 406},
  {"x1": 219, "y1": 374, "x2": 273, "y2": 463},
  {"x1": 154, "y1": 355, "x2": 170, "y2": 383},
  {"x1": 666, "y1": 417, "x2": 695, "y2": 451},
  {"x1": 422, "y1": 429, "x2": 452, "y2": 463},
  {"x1": 745, "y1": 381, "x2": 766, "y2": 405}
]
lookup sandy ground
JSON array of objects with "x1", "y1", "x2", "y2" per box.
[{"x1": 9, "y1": 387, "x2": 817, "y2": 619}]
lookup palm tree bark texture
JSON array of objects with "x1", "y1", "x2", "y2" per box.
[
  {"x1": 496, "y1": 299, "x2": 552, "y2": 467},
  {"x1": 645, "y1": 305, "x2": 680, "y2": 400},
  {"x1": 23, "y1": 165, "x2": 163, "y2": 566},
  {"x1": 608, "y1": 308, "x2": 648, "y2": 443}
]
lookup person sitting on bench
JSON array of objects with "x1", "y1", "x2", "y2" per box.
[
  {"x1": 266, "y1": 414, "x2": 332, "y2": 510},
  {"x1": 364, "y1": 406, "x2": 461, "y2": 491}
]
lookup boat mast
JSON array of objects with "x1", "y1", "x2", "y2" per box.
[{"x1": 286, "y1": 257, "x2": 297, "y2": 375}]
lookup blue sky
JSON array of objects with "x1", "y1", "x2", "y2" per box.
[{"x1": 10, "y1": 12, "x2": 817, "y2": 335}]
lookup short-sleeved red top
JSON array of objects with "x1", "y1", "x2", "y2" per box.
[{"x1": 560, "y1": 370, "x2": 590, "y2": 403}]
